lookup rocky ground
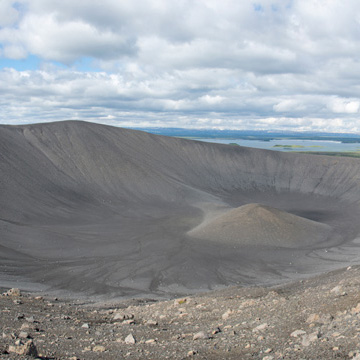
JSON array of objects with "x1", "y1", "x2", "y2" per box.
[{"x1": 2, "y1": 266, "x2": 360, "y2": 359}]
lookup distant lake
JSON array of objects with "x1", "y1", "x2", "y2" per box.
[{"x1": 194, "y1": 139, "x2": 360, "y2": 152}]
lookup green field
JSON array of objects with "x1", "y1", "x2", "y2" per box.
[
  {"x1": 273, "y1": 144, "x2": 305, "y2": 148},
  {"x1": 273, "y1": 145, "x2": 323, "y2": 149},
  {"x1": 298, "y1": 151, "x2": 360, "y2": 158}
]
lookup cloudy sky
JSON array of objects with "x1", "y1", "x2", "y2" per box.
[{"x1": 1, "y1": 0, "x2": 360, "y2": 132}]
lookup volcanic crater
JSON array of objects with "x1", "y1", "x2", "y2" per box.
[{"x1": 1, "y1": 120, "x2": 360, "y2": 300}]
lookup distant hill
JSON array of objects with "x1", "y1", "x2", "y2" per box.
[{"x1": 131, "y1": 127, "x2": 360, "y2": 142}]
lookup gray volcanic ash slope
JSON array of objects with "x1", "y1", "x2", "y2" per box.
[{"x1": 1, "y1": 120, "x2": 360, "y2": 299}]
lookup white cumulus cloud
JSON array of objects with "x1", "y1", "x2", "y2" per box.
[
  {"x1": 0, "y1": 0, "x2": 19, "y2": 27},
  {"x1": 1, "y1": 0, "x2": 360, "y2": 132},
  {"x1": 328, "y1": 98, "x2": 360, "y2": 114}
]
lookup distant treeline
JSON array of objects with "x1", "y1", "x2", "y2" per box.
[{"x1": 131, "y1": 127, "x2": 360, "y2": 143}]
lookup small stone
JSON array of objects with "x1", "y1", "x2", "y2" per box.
[
  {"x1": 146, "y1": 319, "x2": 158, "y2": 326},
  {"x1": 188, "y1": 350, "x2": 197, "y2": 356},
  {"x1": 174, "y1": 298, "x2": 187, "y2": 305},
  {"x1": 302, "y1": 331, "x2": 320, "y2": 347},
  {"x1": 264, "y1": 348, "x2": 272, "y2": 353},
  {"x1": 25, "y1": 316, "x2": 35, "y2": 323},
  {"x1": 8, "y1": 339, "x2": 37, "y2": 356},
  {"x1": 93, "y1": 345, "x2": 106, "y2": 352},
  {"x1": 125, "y1": 333, "x2": 136, "y2": 344},
  {"x1": 212, "y1": 327, "x2": 221, "y2": 335},
  {"x1": 193, "y1": 331, "x2": 208, "y2": 340},
  {"x1": 113, "y1": 312, "x2": 134, "y2": 321},
  {"x1": 330, "y1": 285, "x2": 343, "y2": 296},
  {"x1": 222, "y1": 309, "x2": 232, "y2": 320},
  {"x1": 20, "y1": 323, "x2": 30, "y2": 330},
  {"x1": 333, "y1": 346, "x2": 339, "y2": 351},
  {"x1": 15, "y1": 314, "x2": 25, "y2": 321},
  {"x1": 5, "y1": 288, "x2": 21, "y2": 296},
  {"x1": 113, "y1": 313, "x2": 123, "y2": 320},
  {"x1": 290, "y1": 330, "x2": 306, "y2": 337},
  {"x1": 262, "y1": 356, "x2": 274, "y2": 360},
  {"x1": 18, "y1": 331, "x2": 29, "y2": 339},
  {"x1": 306, "y1": 314, "x2": 320, "y2": 324},
  {"x1": 81, "y1": 323, "x2": 89, "y2": 329},
  {"x1": 145, "y1": 339, "x2": 156, "y2": 344},
  {"x1": 321, "y1": 314, "x2": 334, "y2": 324},
  {"x1": 253, "y1": 323, "x2": 269, "y2": 332}
]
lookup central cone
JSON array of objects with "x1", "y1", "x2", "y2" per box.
[{"x1": 189, "y1": 203, "x2": 333, "y2": 248}]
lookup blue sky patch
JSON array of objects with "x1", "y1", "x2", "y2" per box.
[
  {"x1": 253, "y1": 3, "x2": 263, "y2": 12},
  {"x1": 0, "y1": 55, "x2": 39, "y2": 71}
]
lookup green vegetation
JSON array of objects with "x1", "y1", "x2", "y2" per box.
[
  {"x1": 273, "y1": 145, "x2": 324, "y2": 149},
  {"x1": 297, "y1": 151, "x2": 360, "y2": 158},
  {"x1": 273, "y1": 145, "x2": 305, "y2": 148},
  {"x1": 229, "y1": 143, "x2": 240, "y2": 146}
]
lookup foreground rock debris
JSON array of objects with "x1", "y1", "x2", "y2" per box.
[{"x1": 2, "y1": 266, "x2": 360, "y2": 359}]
